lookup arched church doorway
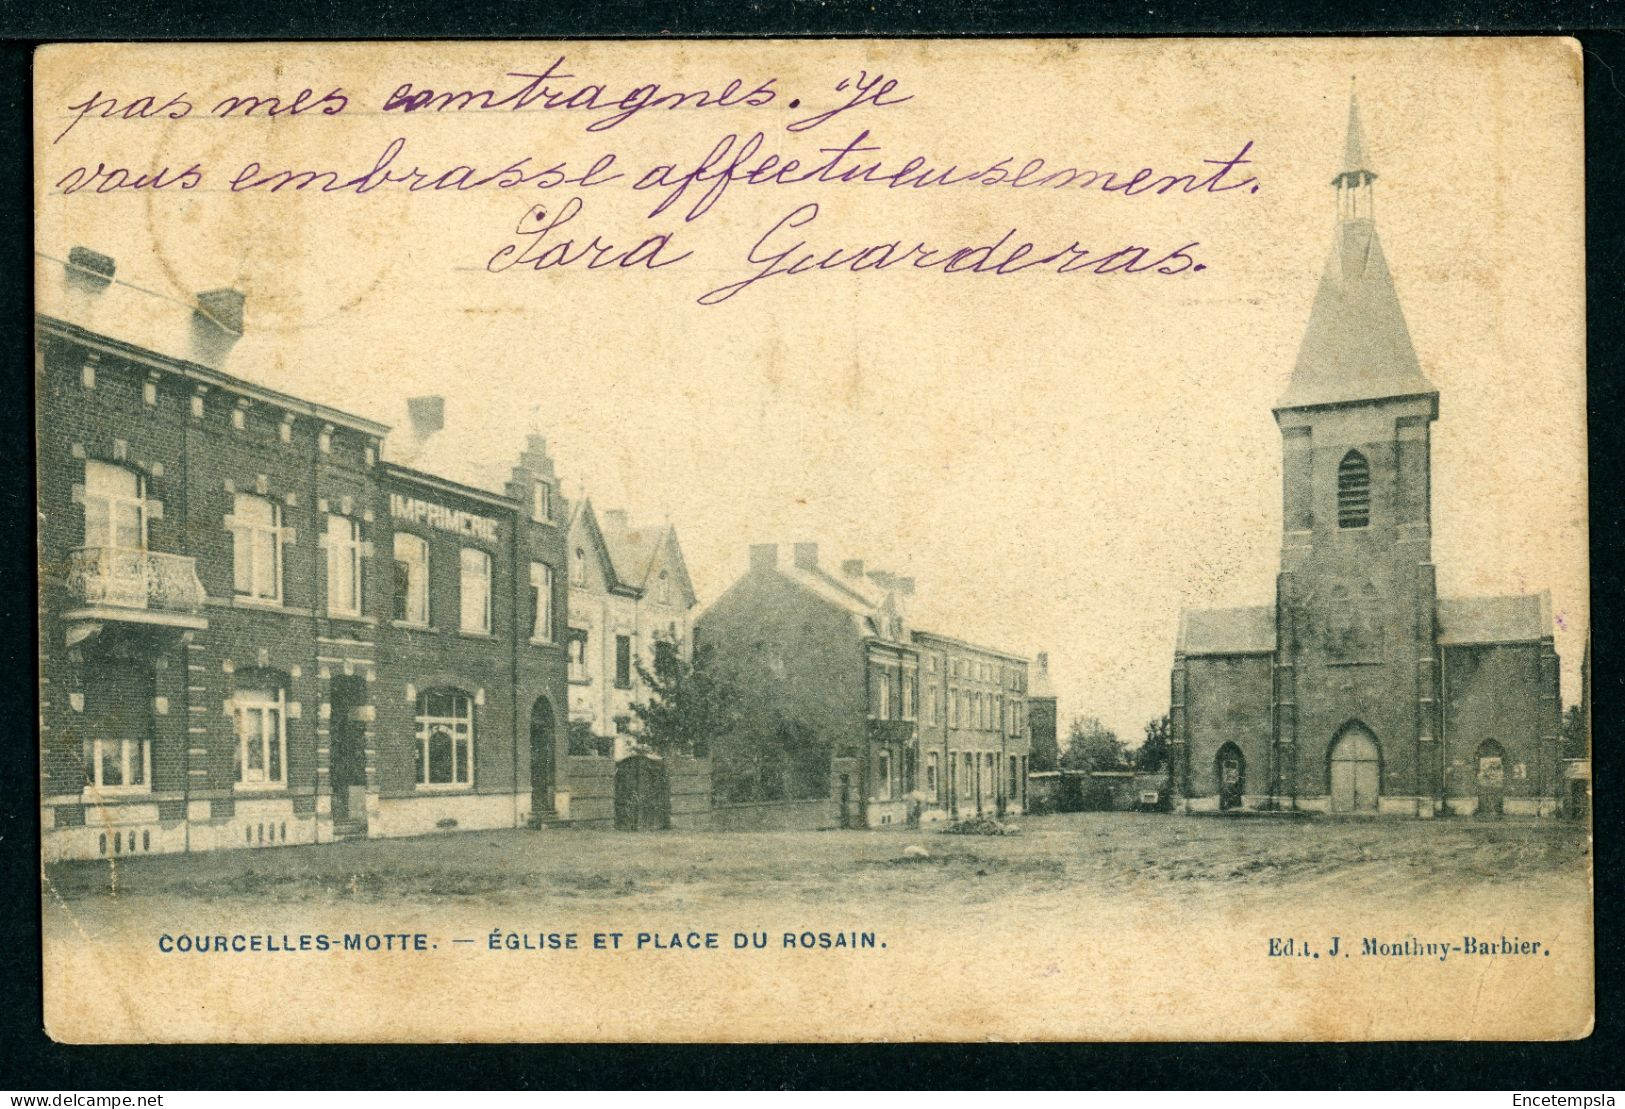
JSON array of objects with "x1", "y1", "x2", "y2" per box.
[
  {"x1": 1329, "y1": 724, "x2": 1381, "y2": 813},
  {"x1": 1475, "y1": 739, "x2": 1506, "y2": 817},
  {"x1": 1215, "y1": 743, "x2": 1245, "y2": 810},
  {"x1": 529, "y1": 697, "x2": 555, "y2": 818}
]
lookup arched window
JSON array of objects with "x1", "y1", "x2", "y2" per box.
[
  {"x1": 572, "y1": 547, "x2": 587, "y2": 586},
  {"x1": 1337, "y1": 451, "x2": 1371, "y2": 529},
  {"x1": 415, "y1": 688, "x2": 473, "y2": 787},
  {"x1": 83, "y1": 461, "x2": 147, "y2": 550}
]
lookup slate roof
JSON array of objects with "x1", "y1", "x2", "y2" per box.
[
  {"x1": 1437, "y1": 593, "x2": 1552, "y2": 646},
  {"x1": 1276, "y1": 94, "x2": 1437, "y2": 412},
  {"x1": 35, "y1": 251, "x2": 388, "y2": 436},
  {"x1": 1177, "y1": 605, "x2": 1277, "y2": 656}
]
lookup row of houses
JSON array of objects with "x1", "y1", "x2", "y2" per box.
[
  {"x1": 37, "y1": 244, "x2": 1058, "y2": 860},
  {"x1": 698, "y1": 544, "x2": 1060, "y2": 828}
]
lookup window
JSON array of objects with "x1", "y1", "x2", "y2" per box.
[
  {"x1": 615, "y1": 635, "x2": 632, "y2": 689},
  {"x1": 84, "y1": 735, "x2": 149, "y2": 791},
  {"x1": 1009, "y1": 755, "x2": 1020, "y2": 800},
  {"x1": 232, "y1": 493, "x2": 283, "y2": 603},
  {"x1": 1338, "y1": 450, "x2": 1371, "y2": 529},
  {"x1": 949, "y1": 690, "x2": 960, "y2": 728},
  {"x1": 531, "y1": 482, "x2": 552, "y2": 522},
  {"x1": 392, "y1": 532, "x2": 429, "y2": 625},
  {"x1": 925, "y1": 752, "x2": 939, "y2": 801},
  {"x1": 568, "y1": 631, "x2": 589, "y2": 682},
  {"x1": 925, "y1": 682, "x2": 938, "y2": 726},
  {"x1": 961, "y1": 752, "x2": 974, "y2": 798},
  {"x1": 871, "y1": 667, "x2": 890, "y2": 719},
  {"x1": 902, "y1": 669, "x2": 916, "y2": 720},
  {"x1": 415, "y1": 688, "x2": 473, "y2": 787},
  {"x1": 233, "y1": 688, "x2": 287, "y2": 789},
  {"x1": 876, "y1": 750, "x2": 892, "y2": 800},
  {"x1": 459, "y1": 547, "x2": 491, "y2": 634},
  {"x1": 325, "y1": 514, "x2": 362, "y2": 617},
  {"x1": 529, "y1": 562, "x2": 553, "y2": 642},
  {"x1": 658, "y1": 570, "x2": 671, "y2": 605},
  {"x1": 83, "y1": 461, "x2": 146, "y2": 550},
  {"x1": 572, "y1": 547, "x2": 586, "y2": 586}
]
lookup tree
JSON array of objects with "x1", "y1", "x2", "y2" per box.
[
  {"x1": 631, "y1": 639, "x2": 741, "y2": 758},
  {"x1": 1132, "y1": 713, "x2": 1172, "y2": 774},
  {"x1": 1059, "y1": 716, "x2": 1128, "y2": 773}
]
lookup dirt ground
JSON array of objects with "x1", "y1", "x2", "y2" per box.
[
  {"x1": 39, "y1": 812, "x2": 1595, "y2": 1042},
  {"x1": 42, "y1": 810, "x2": 1592, "y2": 912}
]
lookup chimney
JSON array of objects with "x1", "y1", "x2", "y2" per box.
[
  {"x1": 196, "y1": 288, "x2": 246, "y2": 335},
  {"x1": 792, "y1": 542, "x2": 818, "y2": 570},
  {"x1": 406, "y1": 396, "x2": 445, "y2": 443},
  {"x1": 896, "y1": 576, "x2": 916, "y2": 597},
  {"x1": 1037, "y1": 651, "x2": 1050, "y2": 673},
  {"x1": 603, "y1": 509, "x2": 629, "y2": 531},
  {"x1": 749, "y1": 544, "x2": 778, "y2": 572},
  {"x1": 67, "y1": 246, "x2": 115, "y2": 285},
  {"x1": 841, "y1": 559, "x2": 865, "y2": 579}
]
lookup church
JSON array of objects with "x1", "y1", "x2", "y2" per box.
[{"x1": 1168, "y1": 94, "x2": 1563, "y2": 818}]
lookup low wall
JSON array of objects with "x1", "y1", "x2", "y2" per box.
[
  {"x1": 708, "y1": 797, "x2": 836, "y2": 832},
  {"x1": 567, "y1": 756, "x2": 617, "y2": 823},
  {"x1": 669, "y1": 756, "x2": 714, "y2": 828}
]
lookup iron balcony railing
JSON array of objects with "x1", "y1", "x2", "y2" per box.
[{"x1": 66, "y1": 547, "x2": 208, "y2": 613}]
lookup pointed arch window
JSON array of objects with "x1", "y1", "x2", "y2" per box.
[{"x1": 1337, "y1": 451, "x2": 1371, "y2": 529}]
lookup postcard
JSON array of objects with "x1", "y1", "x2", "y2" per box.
[{"x1": 34, "y1": 37, "x2": 1591, "y2": 1042}]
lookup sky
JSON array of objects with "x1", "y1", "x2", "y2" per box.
[{"x1": 35, "y1": 39, "x2": 1588, "y2": 743}]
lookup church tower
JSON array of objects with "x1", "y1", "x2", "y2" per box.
[{"x1": 1268, "y1": 89, "x2": 1442, "y2": 813}]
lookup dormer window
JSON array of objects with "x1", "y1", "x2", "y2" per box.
[{"x1": 1337, "y1": 451, "x2": 1371, "y2": 529}]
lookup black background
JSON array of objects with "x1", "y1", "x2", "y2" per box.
[{"x1": 0, "y1": 3, "x2": 1620, "y2": 1089}]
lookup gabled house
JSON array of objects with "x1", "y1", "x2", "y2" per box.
[{"x1": 564, "y1": 499, "x2": 696, "y2": 761}]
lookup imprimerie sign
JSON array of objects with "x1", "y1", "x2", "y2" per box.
[{"x1": 390, "y1": 493, "x2": 499, "y2": 543}]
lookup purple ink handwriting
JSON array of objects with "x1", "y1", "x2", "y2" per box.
[{"x1": 478, "y1": 196, "x2": 1208, "y2": 305}]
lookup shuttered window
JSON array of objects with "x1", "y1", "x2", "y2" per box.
[{"x1": 1337, "y1": 451, "x2": 1371, "y2": 529}]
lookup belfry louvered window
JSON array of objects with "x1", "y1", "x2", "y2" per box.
[{"x1": 1337, "y1": 451, "x2": 1371, "y2": 529}]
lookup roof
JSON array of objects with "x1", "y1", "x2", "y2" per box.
[
  {"x1": 1276, "y1": 93, "x2": 1436, "y2": 412},
  {"x1": 570, "y1": 500, "x2": 696, "y2": 605},
  {"x1": 1177, "y1": 605, "x2": 1276, "y2": 656},
  {"x1": 910, "y1": 629, "x2": 1029, "y2": 665},
  {"x1": 1437, "y1": 593, "x2": 1552, "y2": 646},
  {"x1": 1339, "y1": 90, "x2": 1376, "y2": 182},
  {"x1": 36, "y1": 252, "x2": 388, "y2": 437}
]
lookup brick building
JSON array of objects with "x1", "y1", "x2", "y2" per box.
[
  {"x1": 1027, "y1": 651, "x2": 1059, "y2": 772},
  {"x1": 1168, "y1": 96, "x2": 1562, "y2": 817},
  {"x1": 697, "y1": 542, "x2": 1030, "y2": 828},
  {"x1": 37, "y1": 247, "x2": 573, "y2": 860}
]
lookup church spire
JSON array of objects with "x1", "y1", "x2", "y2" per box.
[
  {"x1": 1334, "y1": 84, "x2": 1377, "y2": 220},
  {"x1": 1275, "y1": 86, "x2": 1435, "y2": 413}
]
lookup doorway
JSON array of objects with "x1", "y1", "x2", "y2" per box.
[
  {"x1": 1215, "y1": 743, "x2": 1246, "y2": 810},
  {"x1": 1329, "y1": 724, "x2": 1381, "y2": 813},
  {"x1": 530, "y1": 697, "x2": 555, "y2": 817},
  {"x1": 1475, "y1": 740, "x2": 1506, "y2": 817},
  {"x1": 328, "y1": 676, "x2": 367, "y2": 828}
]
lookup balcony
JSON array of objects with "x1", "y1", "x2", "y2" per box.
[{"x1": 63, "y1": 547, "x2": 209, "y2": 643}]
